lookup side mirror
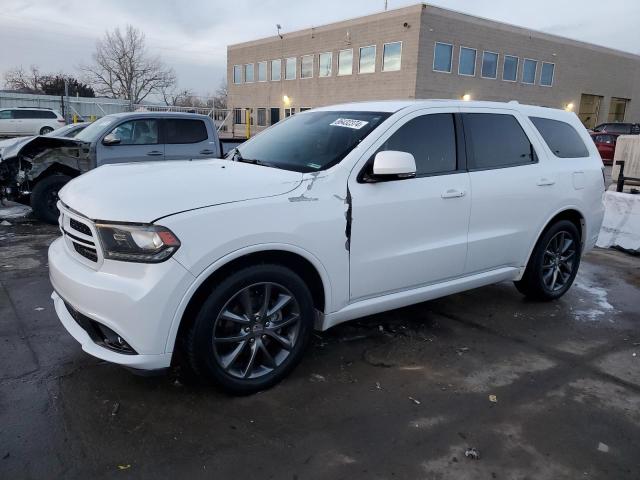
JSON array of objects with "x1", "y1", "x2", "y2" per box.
[
  {"x1": 102, "y1": 133, "x2": 121, "y2": 146},
  {"x1": 370, "y1": 150, "x2": 416, "y2": 181}
]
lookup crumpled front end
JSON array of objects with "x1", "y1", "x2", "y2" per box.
[{"x1": 0, "y1": 136, "x2": 91, "y2": 203}]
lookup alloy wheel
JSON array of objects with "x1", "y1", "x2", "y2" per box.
[
  {"x1": 541, "y1": 231, "x2": 577, "y2": 292},
  {"x1": 212, "y1": 282, "x2": 301, "y2": 379}
]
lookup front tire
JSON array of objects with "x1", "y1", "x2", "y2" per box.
[
  {"x1": 186, "y1": 264, "x2": 314, "y2": 395},
  {"x1": 514, "y1": 220, "x2": 581, "y2": 300},
  {"x1": 39, "y1": 126, "x2": 54, "y2": 135},
  {"x1": 30, "y1": 174, "x2": 70, "y2": 224}
]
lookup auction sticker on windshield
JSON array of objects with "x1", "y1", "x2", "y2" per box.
[{"x1": 330, "y1": 118, "x2": 369, "y2": 129}]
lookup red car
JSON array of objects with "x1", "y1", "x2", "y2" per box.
[{"x1": 590, "y1": 132, "x2": 619, "y2": 164}]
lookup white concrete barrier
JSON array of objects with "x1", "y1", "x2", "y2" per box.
[{"x1": 596, "y1": 191, "x2": 640, "y2": 253}]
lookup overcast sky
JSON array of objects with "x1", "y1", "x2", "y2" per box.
[{"x1": 1, "y1": 0, "x2": 639, "y2": 98}]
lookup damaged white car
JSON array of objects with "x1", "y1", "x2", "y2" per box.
[{"x1": 49, "y1": 100, "x2": 605, "y2": 394}]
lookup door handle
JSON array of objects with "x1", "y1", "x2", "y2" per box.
[
  {"x1": 537, "y1": 178, "x2": 555, "y2": 186},
  {"x1": 146, "y1": 151, "x2": 163, "y2": 156},
  {"x1": 441, "y1": 188, "x2": 466, "y2": 199},
  {"x1": 199, "y1": 149, "x2": 215, "y2": 155}
]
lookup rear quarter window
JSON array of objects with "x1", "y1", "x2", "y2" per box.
[{"x1": 529, "y1": 117, "x2": 589, "y2": 158}]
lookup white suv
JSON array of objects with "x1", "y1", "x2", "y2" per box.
[
  {"x1": 49, "y1": 100, "x2": 605, "y2": 394},
  {"x1": 0, "y1": 107, "x2": 65, "y2": 136}
]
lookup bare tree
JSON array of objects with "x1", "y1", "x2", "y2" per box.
[
  {"x1": 82, "y1": 25, "x2": 176, "y2": 104},
  {"x1": 162, "y1": 87, "x2": 195, "y2": 107},
  {"x1": 4, "y1": 65, "x2": 43, "y2": 93},
  {"x1": 213, "y1": 78, "x2": 228, "y2": 109}
]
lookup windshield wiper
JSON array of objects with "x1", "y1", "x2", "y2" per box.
[{"x1": 227, "y1": 148, "x2": 279, "y2": 169}]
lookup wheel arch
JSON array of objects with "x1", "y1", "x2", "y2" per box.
[
  {"x1": 166, "y1": 245, "x2": 332, "y2": 355},
  {"x1": 520, "y1": 207, "x2": 586, "y2": 277}
]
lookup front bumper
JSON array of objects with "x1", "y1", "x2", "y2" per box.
[{"x1": 49, "y1": 236, "x2": 195, "y2": 370}]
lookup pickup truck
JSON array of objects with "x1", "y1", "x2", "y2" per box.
[{"x1": 0, "y1": 111, "x2": 240, "y2": 223}]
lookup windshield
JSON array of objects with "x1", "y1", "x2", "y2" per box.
[
  {"x1": 74, "y1": 116, "x2": 118, "y2": 142},
  {"x1": 229, "y1": 111, "x2": 390, "y2": 172}
]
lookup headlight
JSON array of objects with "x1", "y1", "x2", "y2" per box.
[{"x1": 95, "y1": 223, "x2": 180, "y2": 263}]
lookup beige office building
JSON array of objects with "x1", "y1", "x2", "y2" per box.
[{"x1": 227, "y1": 3, "x2": 640, "y2": 135}]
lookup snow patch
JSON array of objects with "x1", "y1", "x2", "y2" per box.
[
  {"x1": 0, "y1": 202, "x2": 32, "y2": 219},
  {"x1": 573, "y1": 280, "x2": 614, "y2": 321}
]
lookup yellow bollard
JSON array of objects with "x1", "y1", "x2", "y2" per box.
[
  {"x1": 72, "y1": 114, "x2": 78, "y2": 124},
  {"x1": 90, "y1": 115, "x2": 96, "y2": 122},
  {"x1": 245, "y1": 109, "x2": 251, "y2": 139}
]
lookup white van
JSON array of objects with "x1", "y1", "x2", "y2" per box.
[
  {"x1": 49, "y1": 100, "x2": 605, "y2": 394},
  {"x1": 0, "y1": 107, "x2": 65, "y2": 136}
]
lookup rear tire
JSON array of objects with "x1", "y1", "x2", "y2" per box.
[
  {"x1": 30, "y1": 175, "x2": 70, "y2": 224},
  {"x1": 514, "y1": 220, "x2": 581, "y2": 300},
  {"x1": 186, "y1": 264, "x2": 314, "y2": 395},
  {"x1": 39, "y1": 126, "x2": 54, "y2": 135}
]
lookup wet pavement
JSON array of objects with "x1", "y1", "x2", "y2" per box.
[{"x1": 1, "y1": 217, "x2": 639, "y2": 479}]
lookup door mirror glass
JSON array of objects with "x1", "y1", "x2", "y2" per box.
[
  {"x1": 102, "y1": 133, "x2": 121, "y2": 146},
  {"x1": 371, "y1": 150, "x2": 416, "y2": 180}
]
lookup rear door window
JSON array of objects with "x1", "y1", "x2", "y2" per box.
[
  {"x1": 529, "y1": 117, "x2": 589, "y2": 158},
  {"x1": 165, "y1": 119, "x2": 208, "y2": 144},
  {"x1": 463, "y1": 113, "x2": 536, "y2": 169},
  {"x1": 0, "y1": 110, "x2": 12, "y2": 119},
  {"x1": 377, "y1": 113, "x2": 457, "y2": 176}
]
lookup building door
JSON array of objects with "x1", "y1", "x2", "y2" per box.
[
  {"x1": 608, "y1": 97, "x2": 628, "y2": 123},
  {"x1": 578, "y1": 94, "x2": 602, "y2": 129},
  {"x1": 270, "y1": 108, "x2": 280, "y2": 125}
]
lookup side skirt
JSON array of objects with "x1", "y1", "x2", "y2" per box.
[{"x1": 316, "y1": 266, "x2": 520, "y2": 330}]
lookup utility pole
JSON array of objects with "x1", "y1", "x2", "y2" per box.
[
  {"x1": 64, "y1": 77, "x2": 70, "y2": 124},
  {"x1": 384, "y1": 0, "x2": 388, "y2": 11}
]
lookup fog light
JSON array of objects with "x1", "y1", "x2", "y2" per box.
[{"x1": 95, "y1": 323, "x2": 136, "y2": 354}]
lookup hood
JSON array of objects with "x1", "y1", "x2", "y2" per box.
[
  {"x1": 59, "y1": 158, "x2": 304, "y2": 223},
  {"x1": 0, "y1": 136, "x2": 85, "y2": 162},
  {"x1": 0, "y1": 136, "x2": 34, "y2": 160}
]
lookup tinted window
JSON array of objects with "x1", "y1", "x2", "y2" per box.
[
  {"x1": 464, "y1": 113, "x2": 536, "y2": 169},
  {"x1": 108, "y1": 119, "x2": 159, "y2": 145},
  {"x1": 458, "y1": 47, "x2": 476, "y2": 76},
  {"x1": 378, "y1": 114, "x2": 456, "y2": 176},
  {"x1": 0, "y1": 110, "x2": 12, "y2": 119},
  {"x1": 481, "y1": 51, "x2": 498, "y2": 78},
  {"x1": 530, "y1": 117, "x2": 589, "y2": 158},
  {"x1": 165, "y1": 119, "x2": 207, "y2": 144},
  {"x1": 15, "y1": 110, "x2": 56, "y2": 119},
  {"x1": 522, "y1": 59, "x2": 537, "y2": 83},
  {"x1": 604, "y1": 123, "x2": 631, "y2": 134},
  {"x1": 540, "y1": 62, "x2": 554, "y2": 86}
]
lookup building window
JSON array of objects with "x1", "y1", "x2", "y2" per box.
[
  {"x1": 608, "y1": 97, "x2": 628, "y2": 122},
  {"x1": 301, "y1": 55, "x2": 314, "y2": 79},
  {"x1": 522, "y1": 59, "x2": 537, "y2": 84},
  {"x1": 578, "y1": 94, "x2": 603, "y2": 129},
  {"x1": 285, "y1": 57, "x2": 296, "y2": 80},
  {"x1": 233, "y1": 65, "x2": 242, "y2": 84},
  {"x1": 540, "y1": 62, "x2": 554, "y2": 86},
  {"x1": 338, "y1": 49, "x2": 353, "y2": 75},
  {"x1": 502, "y1": 55, "x2": 518, "y2": 82},
  {"x1": 233, "y1": 108, "x2": 244, "y2": 124},
  {"x1": 359, "y1": 45, "x2": 376, "y2": 74},
  {"x1": 285, "y1": 108, "x2": 296, "y2": 118},
  {"x1": 382, "y1": 41, "x2": 402, "y2": 72},
  {"x1": 458, "y1": 47, "x2": 476, "y2": 76},
  {"x1": 319, "y1": 52, "x2": 332, "y2": 77},
  {"x1": 257, "y1": 61, "x2": 267, "y2": 82},
  {"x1": 433, "y1": 42, "x2": 453, "y2": 73},
  {"x1": 481, "y1": 51, "x2": 498, "y2": 79},
  {"x1": 299, "y1": 107, "x2": 311, "y2": 112},
  {"x1": 271, "y1": 59, "x2": 281, "y2": 81},
  {"x1": 257, "y1": 108, "x2": 267, "y2": 126},
  {"x1": 244, "y1": 64, "x2": 254, "y2": 83}
]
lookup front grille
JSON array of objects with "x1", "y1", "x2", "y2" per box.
[
  {"x1": 70, "y1": 217, "x2": 92, "y2": 237},
  {"x1": 73, "y1": 242, "x2": 98, "y2": 262}
]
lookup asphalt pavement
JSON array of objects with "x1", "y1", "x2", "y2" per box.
[{"x1": 1, "y1": 217, "x2": 639, "y2": 479}]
